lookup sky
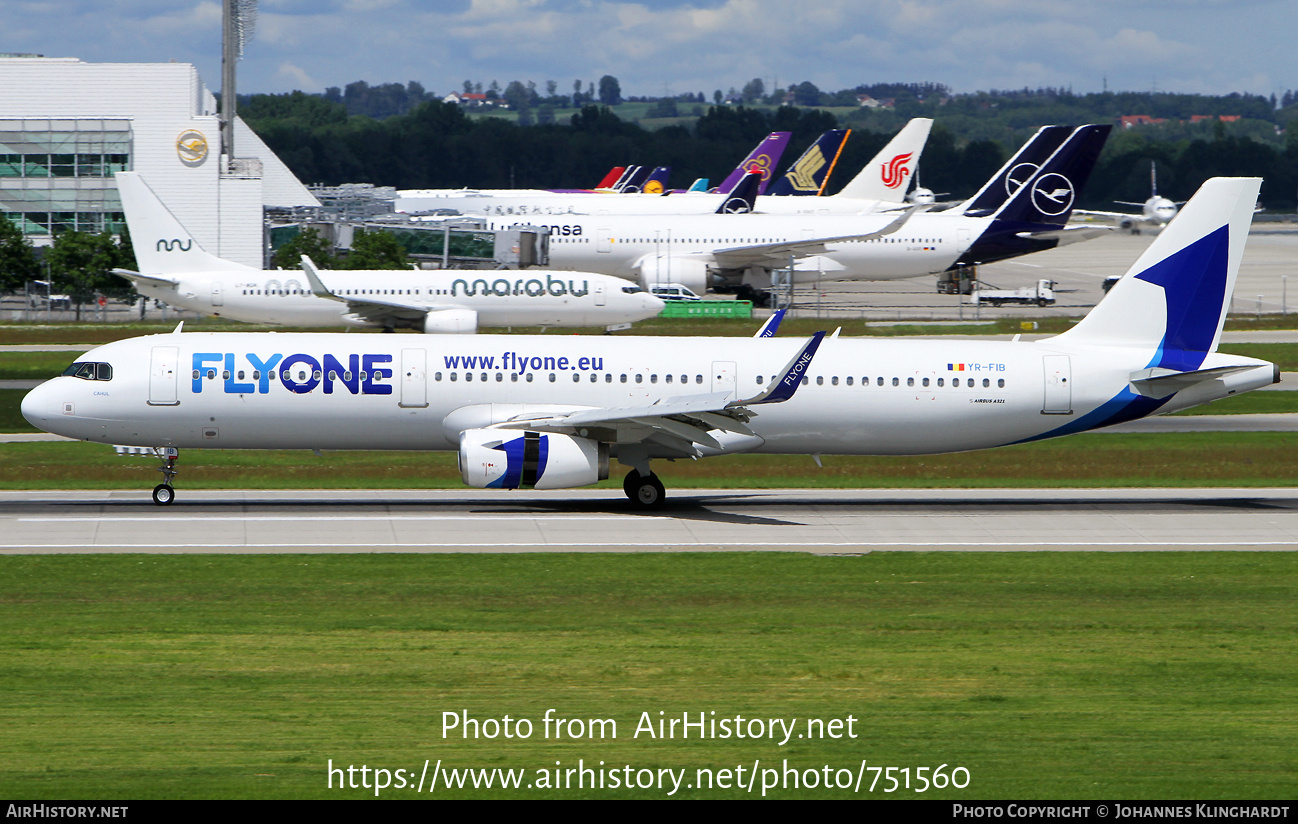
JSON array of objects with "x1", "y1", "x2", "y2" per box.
[{"x1": 5, "y1": 0, "x2": 1294, "y2": 101}]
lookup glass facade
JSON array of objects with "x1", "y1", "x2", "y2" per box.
[{"x1": 0, "y1": 119, "x2": 132, "y2": 237}]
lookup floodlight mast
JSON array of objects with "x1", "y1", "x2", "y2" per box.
[{"x1": 220, "y1": 0, "x2": 257, "y2": 164}]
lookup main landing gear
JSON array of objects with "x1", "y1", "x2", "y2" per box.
[
  {"x1": 623, "y1": 470, "x2": 666, "y2": 510},
  {"x1": 152, "y1": 447, "x2": 179, "y2": 506}
]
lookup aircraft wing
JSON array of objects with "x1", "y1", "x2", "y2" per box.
[
  {"x1": 709, "y1": 206, "x2": 921, "y2": 270},
  {"x1": 1129, "y1": 364, "x2": 1266, "y2": 399},
  {"x1": 112, "y1": 268, "x2": 179, "y2": 288},
  {"x1": 300, "y1": 255, "x2": 433, "y2": 325},
  {"x1": 489, "y1": 332, "x2": 825, "y2": 454}
]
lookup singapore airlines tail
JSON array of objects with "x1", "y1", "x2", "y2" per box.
[
  {"x1": 114, "y1": 172, "x2": 255, "y2": 274},
  {"x1": 765, "y1": 129, "x2": 851, "y2": 197}
]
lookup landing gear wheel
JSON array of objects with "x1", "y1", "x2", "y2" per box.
[
  {"x1": 152, "y1": 484, "x2": 175, "y2": 506},
  {"x1": 624, "y1": 471, "x2": 666, "y2": 509}
]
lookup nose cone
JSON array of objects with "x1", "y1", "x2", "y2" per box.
[
  {"x1": 639, "y1": 291, "x2": 666, "y2": 317},
  {"x1": 20, "y1": 381, "x2": 57, "y2": 433}
]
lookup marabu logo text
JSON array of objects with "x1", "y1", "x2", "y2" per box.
[
  {"x1": 156, "y1": 239, "x2": 193, "y2": 252},
  {"x1": 453, "y1": 275, "x2": 589, "y2": 298},
  {"x1": 191, "y1": 353, "x2": 393, "y2": 396}
]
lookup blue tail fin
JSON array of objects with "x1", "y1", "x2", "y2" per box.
[
  {"x1": 766, "y1": 130, "x2": 850, "y2": 196},
  {"x1": 959, "y1": 125, "x2": 1071, "y2": 216},
  {"x1": 1056, "y1": 177, "x2": 1261, "y2": 365},
  {"x1": 716, "y1": 170, "x2": 762, "y2": 214},
  {"x1": 615, "y1": 166, "x2": 651, "y2": 193},
  {"x1": 641, "y1": 167, "x2": 671, "y2": 194},
  {"x1": 990, "y1": 124, "x2": 1110, "y2": 225}
]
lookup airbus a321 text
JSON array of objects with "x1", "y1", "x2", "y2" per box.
[{"x1": 24, "y1": 178, "x2": 1276, "y2": 508}]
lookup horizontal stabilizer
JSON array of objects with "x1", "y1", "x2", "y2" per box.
[
  {"x1": 1016, "y1": 225, "x2": 1114, "y2": 246},
  {"x1": 1129, "y1": 364, "x2": 1264, "y2": 398},
  {"x1": 112, "y1": 268, "x2": 178, "y2": 287}
]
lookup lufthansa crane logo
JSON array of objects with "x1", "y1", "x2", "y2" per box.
[
  {"x1": 881, "y1": 153, "x2": 913, "y2": 189},
  {"x1": 176, "y1": 130, "x2": 208, "y2": 167},
  {"x1": 644, "y1": 180, "x2": 664, "y2": 194},
  {"x1": 1030, "y1": 173, "x2": 1075, "y2": 216},
  {"x1": 1005, "y1": 162, "x2": 1040, "y2": 196}
]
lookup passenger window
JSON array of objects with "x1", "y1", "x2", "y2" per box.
[
  {"x1": 604, "y1": 374, "x2": 612, "y2": 383},
  {"x1": 650, "y1": 375, "x2": 658, "y2": 384},
  {"x1": 573, "y1": 373, "x2": 580, "y2": 382},
  {"x1": 998, "y1": 379, "x2": 1005, "y2": 388},
  {"x1": 435, "y1": 372, "x2": 442, "y2": 381},
  {"x1": 696, "y1": 375, "x2": 703, "y2": 384},
  {"x1": 222, "y1": 370, "x2": 231, "y2": 380},
  {"x1": 846, "y1": 377, "x2": 853, "y2": 386},
  {"x1": 922, "y1": 377, "x2": 929, "y2": 387},
  {"x1": 937, "y1": 378, "x2": 944, "y2": 387},
  {"x1": 877, "y1": 377, "x2": 884, "y2": 386},
  {"x1": 549, "y1": 373, "x2": 556, "y2": 382},
  {"x1": 832, "y1": 376, "x2": 839, "y2": 386},
  {"x1": 498, "y1": 373, "x2": 504, "y2": 382},
  {"x1": 466, "y1": 372, "x2": 473, "y2": 382},
  {"x1": 526, "y1": 373, "x2": 533, "y2": 382},
  {"x1": 666, "y1": 374, "x2": 673, "y2": 383},
  {"x1": 892, "y1": 377, "x2": 899, "y2": 386},
  {"x1": 983, "y1": 378, "x2": 990, "y2": 388},
  {"x1": 620, "y1": 374, "x2": 627, "y2": 383},
  {"x1": 756, "y1": 375, "x2": 764, "y2": 385},
  {"x1": 907, "y1": 377, "x2": 914, "y2": 387},
  {"x1": 816, "y1": 376, "x2": 823, "y2": 385},
  {"x1": 635, "y1": 374, "x2": 643, "y2": 383},
  {"x1": 191, "y1": 369, "x2": 199, "y2": 380},
  {"x1": 450, "y1": 373, "x2": 458, "y2": 382}
]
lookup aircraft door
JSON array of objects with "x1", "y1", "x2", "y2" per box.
[
  {"x1": 211, "y1": 282, "x2": 223, "y2": 307},
  {"x1": 148, "y1": 346, "x2": 180, "y2": 406},
  {"x1": 399, "y1": 348, "x2": 429, "y2": 409},
  {"x1": 597, "y1": 228, "x2": 612, "y2": 253},
  {"x1": 1042, "y1": 355, "x2": 1072, "y2": 415},
  {"x1": 594, "y1": 281, "x2": 606, "y2": 306},
  {"x1": 711, "y1": 361, "x2": 737, "y2": 400}
]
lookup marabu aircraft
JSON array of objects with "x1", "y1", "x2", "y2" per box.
[
  {"x1": 483, "y1": 124, "x2": 1111, "y2": 296},
  {"x1": 25, "y1": 178, "x2": 1276, "y2": 509},
  {"x1": 396, "y1": 120, "x2": 933, "y2": 219},
  {"x1": 112, "y1": 172, "x2": 663, "y2": 333}
]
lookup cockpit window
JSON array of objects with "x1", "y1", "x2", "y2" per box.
[
  {"x1": 621, "y1": 285, "x2": 644, "y2": 294},
  {"x1": 62, "y1": 362, "x2": 113, "y2": 381}
]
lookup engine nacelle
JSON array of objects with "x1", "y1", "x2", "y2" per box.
[
  {"x1": 459, "y1": 429, "x2": 609, "y2": 490},
  {"x1": 635, "y1": 256, "x2": 710, "y2": 295},
  {"x1": 423, "y1": 309, "x2": 478, "y2": 334}
]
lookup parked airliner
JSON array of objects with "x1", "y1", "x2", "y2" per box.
[
  {"x1": 396, "y1": 120, "x2": 933, "y2": 220},
  {"x1": 112, "y1": 172, "x2": 663, "y2": 333},
  {"x1": 24, "y1": 178, "x2": 1275, "y2": 508},
  {"x1": 1075, "y1": 161, "x2": 1181, "y2": 232},
  {"x1": 484, "y1": 125, "x2": 1111, "y2": 296}
]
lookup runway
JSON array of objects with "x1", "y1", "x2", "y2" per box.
[{"x1": 2, "y1": 487, "x2": 1296, "y2": 554}]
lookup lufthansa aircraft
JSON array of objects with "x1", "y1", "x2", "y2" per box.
[
  {"x1": 112, "y1": 172, "x2": 664, "y2": 333},
  {"x1": 486, "y1": 124, "x2": 1110, "y2": 295},
  {"x1": 24, "y1": 178, "x2": 1276, "y2": 508}
]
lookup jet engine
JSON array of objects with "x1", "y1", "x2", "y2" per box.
[
  {"x1": 458, "y1": 429, "x2": 609, "y2": 490},
  {"x1": 635, "y1": 256, "x2": 710, "y2": 295},
  {"x1": 423, "y1": 309, "x2": 478, "y2": 334}
]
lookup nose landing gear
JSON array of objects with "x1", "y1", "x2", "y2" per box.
[{"x1": 152, "y1": 447, "x2": 179, "y2": 505}]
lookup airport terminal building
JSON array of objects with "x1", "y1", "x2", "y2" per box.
[{"x1": 0, "y1": 55, "x2": 318, "y2": 268}]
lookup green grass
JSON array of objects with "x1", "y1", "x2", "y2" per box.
[
  {"x1": 1171, "y1": 390, "x2": 1298, "y2": 415},
  {"x1": 1, "y1": 433, "x2": 1297, "y2": 490},
  {"x1": 0, "y1": 552, "x2": 1293, "y2": 799}
]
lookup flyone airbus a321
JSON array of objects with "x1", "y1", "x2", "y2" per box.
[{"x1": 24, "y1": 178, "x2": 1276, "y2": 508}]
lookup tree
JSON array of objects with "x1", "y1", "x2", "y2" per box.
[
  {"x1": 45, "y1": 230, "x2": 123, "y2": 320},
  {"x1": 270, "y1": 227, "x2": 335, "y2": 271},
  {"x1": 793, "y1": 80, "x2": 821, "y2": 107},
  {"x1": 742, "y1": 78, "x2": 765, "y2": 104},
  {"x1": 340, "y1": 229, "x2": 409, "y2": 270},
  {"x1": 0, "y1": 216, "x2": 40, "y2": 292}
]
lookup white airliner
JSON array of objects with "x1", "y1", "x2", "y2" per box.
[
  {"x1": 1075, "y1": 161, "x2": 1180, "y2": 232},
  {"x1": 395, "y1": 120, "x2": 934, "y2": 219},
  {"x1": 24, "y1": 178, "x2": 1276, "y2": 508},
  {"x1": 112, "y1": 172, "x2": 664, "y2": 333},
  {"x1": 483, "y1": 124, "x2": 1110, "y2": 295}
]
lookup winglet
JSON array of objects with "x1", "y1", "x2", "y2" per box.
[
  {"x1": 301, "y1": 255, "x2": 341, "y2": 301},
  {"x1": 173, "y1": 321, "x2": 184, "y2": 334},
  {"x1": 732, "y1": 331, "x2": 826, "y2": 406},
  {"x1": 754, "y1": 309, "x2": 787, "y2": 338}
]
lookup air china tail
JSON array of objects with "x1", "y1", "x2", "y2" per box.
[{"x1": 22, "y1": 179, "x2": 1275, "y2": 509}]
